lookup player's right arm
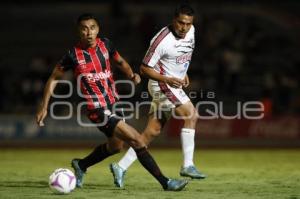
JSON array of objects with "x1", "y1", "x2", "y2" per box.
[
  {"x1": 141, "y1": 28, "x2": 184, "y2": 88},
  {"x1": 140, "y1": 64, "x2": 184, "y2": 88},
  {"x1": 36, "y1": 66, "x2": 64, "y2": 126}
]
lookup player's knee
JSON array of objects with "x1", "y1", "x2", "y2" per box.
[
  {"x1": 142, "y1": 127, "x2": 161, "y2": 144},
  {"x1": 184, "y1": 109, "x2": 198, "y2": 125},
  {"x1": 147, "y1": 127, "x2": 161, "y2": 137},
  {"x1": 130, "y1": 134, "x2": 146, "y2": 149},
  {"x1": 143, "y1": 130, "x2": 159, "y2": 145},
  {"x1": 190, "y1": 111, "x2": 198, "y2": 123},
  {"x1": 150, "y1": 129, "x2": 161, "y2": 138}
]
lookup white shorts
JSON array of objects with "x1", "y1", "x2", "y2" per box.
[{"x1": 148, "y1": 80, "x2": 190, "y2": 120}]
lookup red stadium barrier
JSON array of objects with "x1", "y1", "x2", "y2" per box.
[
  {"x1": 165, "y1": 117, "x2": 300, "y2": 139},
  {"x1": 0, "y1": 115, "x2": 299, "y2": 148}
]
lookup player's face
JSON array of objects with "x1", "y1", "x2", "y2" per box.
[
  {"x1": 78, "y1": 19, "x2": 99, "y2": 47},
  {"x1": 173, "y1": 14, "x2": 193, "y2": 39}
]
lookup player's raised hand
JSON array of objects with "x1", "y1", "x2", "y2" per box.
[
  {"x1": 166, "y1": 77, "x2": 184, "y2": 88},
  {"x1": 36, "y1": 106, "x2": 48, "y2": 127},
  {"x1": 131, "y1": 73, "x2": 141, "y2": 85}
]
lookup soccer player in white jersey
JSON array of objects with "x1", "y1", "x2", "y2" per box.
[{"x1": 110, "y1": 4, "x2": 206, "y2": 188}]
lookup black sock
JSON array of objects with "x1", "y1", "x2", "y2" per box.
[
  {"x1": 134, "y1": 147, "x2": 169, "y2": 189},
  {"x1": 79, "y1": 143, "x2": 113, "y2": 172}
]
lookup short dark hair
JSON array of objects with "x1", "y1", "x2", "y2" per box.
[
  {"x1": 174, "y1": 4, "x2": 194, "y2": 18},
  {"x1": 77, "y1": 13, "x2": 99, "y2": 26}
]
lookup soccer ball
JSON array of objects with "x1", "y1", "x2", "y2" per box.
[{"x1": 49, "y1": 168, "x2": 76, "y2": 194}]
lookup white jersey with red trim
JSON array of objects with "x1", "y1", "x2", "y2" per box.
[{"x1": 143, "y1": 25, "x2": 195, "y2": 80}]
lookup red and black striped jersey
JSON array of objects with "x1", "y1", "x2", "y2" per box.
[{"x1": 57, "y1": 38, "x2": 120, "y2": 110}]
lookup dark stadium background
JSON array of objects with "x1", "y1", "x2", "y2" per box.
[{"x1": 0, "y1": 0, "x2": 299, "y2": 148}]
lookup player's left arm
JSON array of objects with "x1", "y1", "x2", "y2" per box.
[
  {"x1": 183, "y1": 74, "x2": 190, "y2": 88},
  {"x1": 113, "y1": 53, "x2": 141, "y2": 85},
  {"x1": 36, "y1": 66, "x2": 65, "y2": 126}
]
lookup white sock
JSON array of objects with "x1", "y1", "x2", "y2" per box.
[
  {"x1": 181, "y1": 128, "x2": 195, "y2": 168},
  {"x1": 118, "y1": 147, "x2": 137, "y2": 170}
]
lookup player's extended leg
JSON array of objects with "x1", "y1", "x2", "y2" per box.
[
  {"x1": 110, "y1": 114, "x2": 163, "y2": 188},
  {"x1": 71, "y1": 136, "x2": 124, "y2": 188},
  {"x1": 113, "y1": 120, "x2": 188, "y2": 191},
  {"x1": 175, "y1": 101, "x2": 206, "y2": 179}
]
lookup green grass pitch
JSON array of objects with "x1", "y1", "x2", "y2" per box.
[{"x1": 1, "y1": 149, "x2": 300, "y2": 199}]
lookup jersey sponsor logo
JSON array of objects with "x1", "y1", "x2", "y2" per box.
[
  {"x1": 77, "y1": 61, "x2": 95, "y2": 70},
  {"x1": 85, "y1": 69, "x2": 112, "y2": 82},
  {"x1": 176, "y1": 52, "x2": 192, "y2": 64}
]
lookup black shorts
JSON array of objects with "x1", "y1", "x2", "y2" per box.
[{"x1": 87, "y1": 108, "x2": 124, "y2": 137}]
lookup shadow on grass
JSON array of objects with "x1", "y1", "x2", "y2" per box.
[
  {"x1": 0, "y1": 180, "x2": 135, "y2": 193},
  {"x1": 0, "y1": 180, "x2": 48, "y2": 188},
  {"x1": 79, "y1": 182, "x2": 126, "y2": 191}
]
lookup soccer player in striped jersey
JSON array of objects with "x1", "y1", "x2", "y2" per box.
[
  {"x1": 110, "y1": 4, "x2": 206, "y2": 188},
  {"x1": 36, "y1": 13, "x2": 188, "y2": 191}
]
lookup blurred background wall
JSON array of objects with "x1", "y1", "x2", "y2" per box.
[{"x1": 0, "y1": 0, "x2": 299, "y2": 147}]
